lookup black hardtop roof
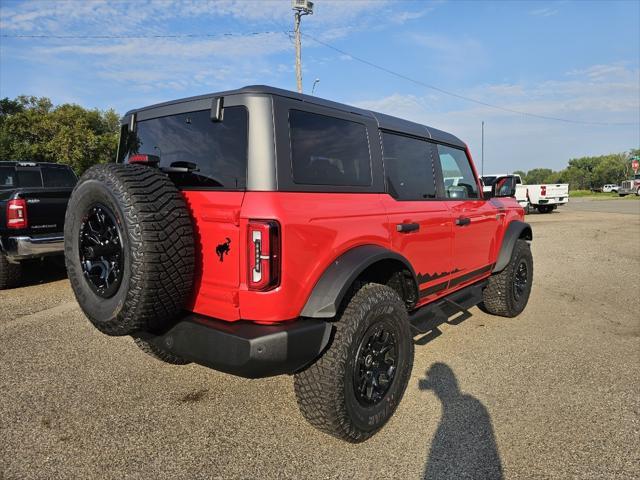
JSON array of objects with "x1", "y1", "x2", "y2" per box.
[{"x1": 124, "y1": 85, "x2": 465, "y2": 148}]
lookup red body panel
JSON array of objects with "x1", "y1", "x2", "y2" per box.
[{"x1": 182, "y1": 184, "x2": 524, "y2": 324}]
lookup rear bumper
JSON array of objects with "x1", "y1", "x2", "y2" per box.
[
  {"x1": 2, "y1": 234, "x2": 64, "y2": 260},
  {"x1": 135, "y1": 315, "x2": 333, "y2": 378},
  {"x1": 536, "y1": 197, "x2": 568, "y2": 206}
]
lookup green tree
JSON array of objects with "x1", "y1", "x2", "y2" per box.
[
  {"x1": 523, "y1": 168, "x2": 554, "y2": 184},
  {"x1": 0, "y1": 95, "x2": 119, "y2": 175}
]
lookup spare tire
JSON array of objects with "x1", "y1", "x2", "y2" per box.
[{"x1": 64, "y1": 163, "x2": 195, "y2": 336}]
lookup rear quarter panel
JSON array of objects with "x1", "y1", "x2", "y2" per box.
[{"x1": 238, "y1": 192, "x2": 391, "y2": 322}]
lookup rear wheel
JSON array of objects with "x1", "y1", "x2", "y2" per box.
[
  {"x1": 481, "y1": 239, "x2": 533, "y2": 317},
  {"x1": 294, "y1": 283, "x2": 414, "y2": 442},
  {"x1": 537, "y1": 205, "x2": 552, "y2": 214},
  {"x1": 0, "y1": 253, "x2": 21, "y2": 290},
  {"x1": 64, "y1": 163, "x2": 195, "y2": 336}
]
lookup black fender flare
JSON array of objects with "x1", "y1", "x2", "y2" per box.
[
  {"x1": 493, "y1": 220, "x2": 533, "y2": 273},
  {"x1": 300, "y1": 245, "x2": 417, "y2": 318}
]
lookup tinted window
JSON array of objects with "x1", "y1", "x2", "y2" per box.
[
  {"x1": 16, "y1": 168, "x2": 43, "y2": 188},
  {"x1": 120, "y1": 106, "x2": 248, "y2": 189},
  {"x1": 289, "y1": 110, "x2": 371, "y2": 186},
  {"x1": 436, "y1": 145, "x2": 479, "y2": 199},
  {"x1": 0, "y1": 167, "x2": 15, "y2": 189},
  {"x1": 41, "y1": 165, "x2": 77, "y2": 188},
  {"x1": 382, "y1": 132, "x2": 436, "y2": 200}
]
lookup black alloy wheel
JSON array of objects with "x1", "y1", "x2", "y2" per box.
[
  {"x1": 79, "y1": 204, "x2": 124, "y2": 298},
  {"x1": 353, "y1": 324, "x2": 398, "y2": 406},
  {"x1": 512, "y1": 260, "x2": 528, "y2": 302}
]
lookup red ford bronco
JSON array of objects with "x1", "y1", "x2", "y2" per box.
[{"x1": 64, "y1": 86, "x2": 533, "y2": 442}]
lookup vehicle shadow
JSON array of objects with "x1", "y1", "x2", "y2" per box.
[
  {"x1": 419, "y1": 363, "x2": 503, "y2": 480},
  {"x1": 17, "y1": 256, "x2": 68, "y2": 287}
]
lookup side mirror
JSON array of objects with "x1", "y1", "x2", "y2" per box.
[{"x1": 490, "y1": 175, "x2": 517, "y2": 198}]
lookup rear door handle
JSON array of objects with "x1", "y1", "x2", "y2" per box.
[
  {"x1": 396, "y1": 222, "x2": 420, "y2": 233},
  {"x1": 455, "y1": 217, "x2": 471, "y2": 226}
]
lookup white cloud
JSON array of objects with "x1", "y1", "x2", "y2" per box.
[
  {"x1": 353, "y1": 64, "x2": 640, "y2": 172},
  {"x1": 529, "y1": 7, "x2": 559, "y2": 17}
]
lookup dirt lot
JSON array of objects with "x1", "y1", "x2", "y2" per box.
[{"x1": 1, "y1": 200, "x2": 638, "y2": 480}]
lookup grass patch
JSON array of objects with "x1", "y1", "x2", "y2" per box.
[{"x1": 569, "y1": 190, "x2": 640, "y2": 200}]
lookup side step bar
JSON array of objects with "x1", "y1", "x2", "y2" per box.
[{"x1": 409, "y1": 281, "x2": 486, "y2": 335}]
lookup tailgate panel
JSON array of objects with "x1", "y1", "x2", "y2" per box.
[{"x1": 182, "y1": 191, "x2": 245, "y2": 321}]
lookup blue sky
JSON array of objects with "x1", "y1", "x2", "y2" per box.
[{"x1": 1, "y1": 0, "x2": 638, "y2": 173}]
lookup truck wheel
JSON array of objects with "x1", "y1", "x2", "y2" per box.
[
  {"x1": 64, "y1": 164, "x2": 195, "y2": 336},
  {"x1": 481, "y1": 239, "x2": 533, "y2": 317},
  {"x1": 132, "y1": 336, "x2": 191, "y2": 365},
  {"x1": 537, "y1": 205, "x2": 552, "y2": 214},
  {"x1": 0, "y1": 253, "x2": 21, "y2": 290},
  {"x1": 294, "y1": 283, "x2": 414, "y2": 442}
]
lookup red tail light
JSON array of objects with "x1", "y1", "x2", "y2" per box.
[
  {"x1": 129, "y1": 154, "x2": 159, "y2": 165},
  {"x1": 248, "y1": 220, "x2": 280, "y2": 291},
  {"x1": 7, "y1": 199, "x2": 28, "y2": 229},
  {"x1": 540, "y1": 185, "x2": 547, "y2": 196}
]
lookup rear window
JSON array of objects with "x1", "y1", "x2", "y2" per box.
[
  {"x1": 16, "y1": 168, "x2": 43, "y2": 188},
  {"x1": 119, "y1": 106, "x2": 248, "y2": 189},
  {"x1": 289, "y1": 110, "x2": 371, "y2": 186},
  {"x1": 41, "y1": 165, "x2": 77, "y2": 188},
  {"x1": 0, "y1": 167, "x2": 15, "y2": 188}
]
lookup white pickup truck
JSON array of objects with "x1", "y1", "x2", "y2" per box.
[
  {"x1": 526, "y1": 183, "x2": 569, "y2": 213},
  {"x1": 481, "y1": 174, "x2": 530, "y2": 212}
]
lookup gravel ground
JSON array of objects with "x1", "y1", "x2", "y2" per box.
[{"x1": 1, "y1": 200, "x2": 638, "y2": 480}]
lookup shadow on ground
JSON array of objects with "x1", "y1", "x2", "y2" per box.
[
  {"x1": 420, "y1": 363, "x2": 503, "y2": 480},
  {"x1": 16, "y1": 256, "x2": 67, "y2": 287}
]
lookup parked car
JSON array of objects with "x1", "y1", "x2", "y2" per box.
[
  {"x1": 602, "y1": 184, "x2": 619, "y2": 193},
  {"x1": 527, "y1": 183, "x2": 569, "y2": 213},
  {"x1": 618, "y1": 174, "x2": 640, "y2": 196},
  {"x1": 482, "y1": 174, "x2": 529, "y2": 212},
  {"x1": 0, "y1": 161, "x2": 77, "y2": 289},
  {"x1": 64, "y1": 86, "x2": 533, "y2": 442}
]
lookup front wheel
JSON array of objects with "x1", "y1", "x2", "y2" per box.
[
  {"x1": 294, "y1": 283, "x2": 414, "y2": 442},
  {"x1": 481, "y1": 239, "x2": 533, "y2": 317}
]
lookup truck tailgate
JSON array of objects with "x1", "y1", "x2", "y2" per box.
[{"x1": 12, "y1": 188, "x2": 73, "y2": 235}]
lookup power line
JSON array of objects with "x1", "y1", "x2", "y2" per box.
[
  {"x1": 3, "y1": 28, "x2": 637, "y2": 127},
  {"x1": 0, "y1": 31, "x2": 281, "y2": 39},
  {"x1": 301, "y1": 32, "x2": 639, "y2": 127}
]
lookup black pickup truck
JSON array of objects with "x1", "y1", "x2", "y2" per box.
[{"x1": 0, "y1": 161, "x2": 77, "y2": 289}]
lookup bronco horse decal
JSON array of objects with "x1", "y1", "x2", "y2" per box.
[{"x1": 216, "y1": 237, "x2": 231, "y2": 262}]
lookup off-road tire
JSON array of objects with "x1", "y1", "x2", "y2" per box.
[
  {"x1": 294, "y1": 283, "x2": 414, "y2": 443},
  {"x1": 132, "y1": 336, "x2": 191, "y2": 365},
  {"x1": 0, "y1": 253, "x2": 21, "y2": 290},
  {"x1": 65, "y1": 163, "x2": 194, "y2": 336},
  {"x1": 481, "y1": 239, "x2": 533, "y2": 317}
]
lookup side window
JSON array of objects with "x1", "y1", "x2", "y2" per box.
[
  {"x1": 41, "y1": 166, "x2": 77, "y2": 188},
  {"x1": 381, "y1": 132, "x2": 436, "y2": 200},
  {"x1": 436, "y1": 145, "x2": 479, "y2": 199},
  {"x1": 0, "y1": 167, "x2": 16, "y2": 188},
  {"x1": 289, "y1": 110, "x2": 372, "y2": 186}
]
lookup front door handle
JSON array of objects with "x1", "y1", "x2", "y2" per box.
[
  {"x1": 396, "y1": 222, "x2": 420, "y2": 233},
  {"x1": 455, "y1": 217, "x2": 471, "y2": 227}
]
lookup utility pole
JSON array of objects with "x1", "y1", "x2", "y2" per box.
[
  {"x1": 292, "y1": 1, "x2": 314, "y2": 93},
  {"x1": 481, "y1": 121, "x2": 485, "y2": 177}
]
